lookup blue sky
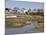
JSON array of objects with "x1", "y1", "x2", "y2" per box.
[{"x1": 5, "y1": 0, "x2": 44, "y2": 10}]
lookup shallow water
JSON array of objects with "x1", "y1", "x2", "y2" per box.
[{"x1": 5, "y1": 21, "x2": 37, "y2": 34}]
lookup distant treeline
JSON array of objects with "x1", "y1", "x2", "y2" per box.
[{"x1": 5, "y1": 7, "x2": 44, "y2": 16}]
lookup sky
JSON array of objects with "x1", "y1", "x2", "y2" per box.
[{"x1": 5, "y1": 0, "x2": 44, "y2": 10}]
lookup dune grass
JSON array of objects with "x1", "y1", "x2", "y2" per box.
[{"x1": 5, "y1": 15, "x2": 44, "y2": 29}]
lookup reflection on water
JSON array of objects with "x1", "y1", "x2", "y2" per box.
[{"x1": 5, "y1": 21, "x2": 37, "y2": 34}]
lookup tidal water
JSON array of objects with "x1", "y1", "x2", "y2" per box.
[{"x1": 5, "y1": 21, "x2": 37, "y2": 34}]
